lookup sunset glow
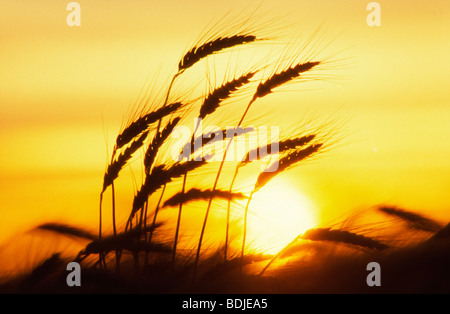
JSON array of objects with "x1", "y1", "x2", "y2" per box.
[{"x1": 247, "y1": 177, "x2": 318, "y2": 255}]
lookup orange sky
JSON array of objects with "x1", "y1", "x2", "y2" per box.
[{"x1": 1, "y1": 0, "x2": 449, "y2": 254}]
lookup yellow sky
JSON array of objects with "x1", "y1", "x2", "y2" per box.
[{"x1": 1, "y1": 0, "x2": 449, "y2": 251}]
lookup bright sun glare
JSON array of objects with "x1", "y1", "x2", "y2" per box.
[{"x1": 246, "y1": 177, "x2": 318, "y2": 255}]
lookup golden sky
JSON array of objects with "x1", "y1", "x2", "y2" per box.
[{"x1": 1, "y1": 0, "x2": 449, "y2": 256}]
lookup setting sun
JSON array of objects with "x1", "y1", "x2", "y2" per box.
[
  {"x1": 247, "y1": 177, "x2": 318, "y2": 255},
  {"x1": 1, "y1": 0, "x2": 449, "y2": 296}
]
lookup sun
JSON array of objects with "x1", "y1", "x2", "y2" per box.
[{"x1": 245, "y1": 176, "x2": 318, "y2": 255}]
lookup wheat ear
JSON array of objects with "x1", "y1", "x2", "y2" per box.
[
  {"x1": 179, "y1": 35, "x2": 258, "y2": 72},
  {"x1": 102, "y1": 131, "x2": 149, "y2": 194},
  {"x1": 301, "y1": 228, "x2": 389, "y2": 250},
  {"x1": 114, "y1": 102, "x2": 182, "y2": 152},
  {"x1": 163, "y1": 188, "x2": 247, "y2": 207},
  {"x1": 378, "y1": 206, "x2": 442, "y2": 233}
]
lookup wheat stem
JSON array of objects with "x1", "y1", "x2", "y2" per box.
[
  {"x1": 193, "y1": 99, "x2": 255, "y2": 279},
  {"x1": 98, "y1": 192, "x2": 105, "y2": 269},
  {"x1": 259, "y1": 234, "x2": 302, "y2": 277},
  {"x1": 148, "y1": 183, "x2": 166, "y2": 244},
  {"x1": 225, "y1": 165, "x2": 240, "y2": 261},
  {"x1": 173, "y1": 173, "x2": 187, "y2": 264},
  {"x1": 111, "y1": 182, "x2": 120, "y2": 272},
  {"x1": 240, "y1": 190, "x2": 255, "y2": 272}
]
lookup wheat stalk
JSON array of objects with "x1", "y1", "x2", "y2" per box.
[
  {"x1": 131, "y1": 160, "x2": 208, "y2": 217},
  {"x1": 253, "y1": 62, "x2": 320, "y2": 100},
  {"x1": 36, "y1": 223, "x2": 96, "y2": 241},
  {"x1": 301, "y1": 228, "x2": 389, "y2": 250},
  {"x1": 136, "y1": 117, "x2": 182, "y2": 267},
  {"x1": 140, "y1": 117, "x2": 182, "y2": 238},
  {"x1": 174, "y1": 71, "x2": 256, "y2": 263},
  {"x1": 20, "y1": 253, "x2": 63, "y2": 291},
  {"x1": 184, "y1": 126, "x2": 254, "y2": 157},
  {"x1": 178, "y1": 35, "x2": 258, "y2": 73},
  {"x1": 152, "y1": 43, "x2": 259, "y2": 265},
  {"x1": 114, "y1": 102, "x2": 183, "y2": 153},
  {"x1": 102, "y1": 131, "x2": 149, "y2": 194},
  {"x1": 199, "y1": 71, "x2": 256, "y2": 119},
  {"x1": 143, "y1": 118, "x2": 182, "y2": 175},
  {"x1": 255, "y1": 143, "x2": 323, "y2": 191},
  {"x1": 240, "y1": 134, "x2": 316, "y2": 166},
  {"x1": 163, "y1": 188, "x2": 247, "y2": 207},
  {"x1": 99, "y1": 130, "x2": 149, "y2": 269},
  {"x1": 378, "y1": 206, "x2": 442, "y2": 233},
  {"x1": 92, "y1": 16, "x2": 337, "y2": 279},
  {"x1": 194, "y1": 57, "x2": 322, "y2": 278},
  {"x1": 80, "y1": 225, "x2": 170, "y2": 257}
]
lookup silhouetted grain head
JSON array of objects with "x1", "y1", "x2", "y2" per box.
[
  {"x1": 132, "y1": 165, "x2": 165, "y2": 215},
  {"x1": 20, "y1": 253, "x2": 63, "y2": 291},
  {"x1": 82, "y1": 223, "x2": 164, "y2": 255},
  {"x1": 222, "y1": 126, "x2": 255, "y2": 139},
  {"x1": 163, "y1": 188, "x2": 247, "y2": 207},
  {"x1": 379, "y1": 206, "x2": 443, "y2": 233},
  {"x1": 115, "y1": 102, "x2": 183, "y2": 151},
  {"x1": 240, "y1": 134, "x2": 316, "y2": 166},
  {"x1": 166, "y1": 159, "x2": 209, "y2": 181},
  {"x1": 132, "y1": 160, "x2": 208, "y2": 214},
  {"x1": 178, "y1": 35, "x2": 258, "y2": 72},
  {"x1": 280, "y1": 134, "x2": 317, "y2": 151},
  {"x1": 79, "y1": 242, "x2": 109, "y2": 259},
  {"x1": 199, "y1": 71, "x2": 256, "y2": 119},
  {"x1": 36, "y1": 223, "x2": 97, "y2": 241},
  {"x1": 255, "y1": 143, "x2": 323, "y2": 190},
  {"x1": 301, "y1": 228, "x2": 388, "y2": 251},
  {"x1": 144, "y1": 117, "x2": 181, "y2": 174},
  {"x1": 184, "y1": 126, "x2": 255, "y2": 156},
  {"x1": 102, "y1": 130, "x2": 149, "y2": 193},
  {"x1": 252, "y1": 61, "x2": 320, "y2": 101}
]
